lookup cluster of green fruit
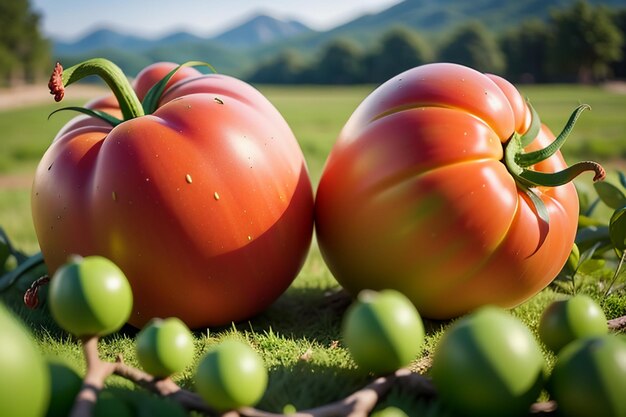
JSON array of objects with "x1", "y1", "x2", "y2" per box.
[
  {"x1": 0, "y1": 255, "x2": 268, "y2": 417},
  {"x1": 343, "y1": 289, "x2": 626, "y2": 417},
  {"x1": 2, "y1": 255, "x2": 626, "y2": 417}
]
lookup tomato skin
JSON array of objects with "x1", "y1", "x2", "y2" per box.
[
  {"x1": 48, "y1": 255, "x2": 133, "y2": 337},
  {"x1": 0, "y1": 303, "x2": 50, "y2": 417},
  {"x1": 315, "y1": 63, "x2": 578, "y2": 319},
  {"x1": 342, "y1": 289, "x2": 425, "y2": 374},
  {"x1": 549, "y1": 336, "x2": 626, "y2": 417},
  {"x1": 46, "y1": 359, "x2": 82, "y2": 417},
  {"x1": 33, "y1": 63, "x2": 314, "y2": 328},
  {"x1": 430, "y1": 306, "x2": 546, "y2": 417},
  {"x1": 135, "y1": 317, "x2": 195, "y2": 378},
  {"x1": 195, "y1": 340, "x2": 268, "y2": 412},
  {"x1": 538, "y1": 294, "x2": 608, "y2": 353}
]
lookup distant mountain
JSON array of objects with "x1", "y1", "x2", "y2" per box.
[
  {"x1": 54, "y1": 28, "x2": 156, "y2": 55},
  {"x1": 159, "y1": 31, "x2": 207, "y2": 46},
  {"x1": 53, "y1": 14, "x2": 313, "y2": 57},
  {"x1": 212, "y1": 14, "x2": 315, "y2": 48},
  {"x1": 268, "y1": 0, "x2": 626, "y2": 53},
  {"x1": 52, "y1": 14, "x2": 313, "y2": 76},
  {"x1": 326, "y1": 0, "x2": 626, "y2": 39},
  {"x1": 51, "y1": 0, "x2": 626, "y2": 78}
]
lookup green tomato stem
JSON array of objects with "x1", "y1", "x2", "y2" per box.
[
  {"x1": 503, "y1": 103, "x2": 605, "y2": 227},
  {"x1": 48, "y1": 59, "x2": 144, "y2": 120},
  {"x1": 519, "y1": 101, "x2": 541, "y2": 148},
  {"x1": 516, "y1": 104, "x2": 591, "y2": 168},
  {"x1": 504, "y1": 104, "x2": 605, "y2": 190}
]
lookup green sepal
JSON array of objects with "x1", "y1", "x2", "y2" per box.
[
  {"x1": 142, "y1": 61, "x2": 217, "y2": 115},
  {"x1": 518, "y1": 161, "x2": 606, "y2": 188},
  {"x1": 522, "y1": 185, "x2": 550, "y2": 228},
  {"x1": 516, "y1": 104, "x2": 590, "y2": 168},
  {"x1": 58, "y1": 58, "x2": 144, "y2": 120},
  {"x1": 48, "y1": 106, "x2": 123, "y2": 127},
  {"x1": 519, "y1": 101, "x2": 541, "y2": 148}
]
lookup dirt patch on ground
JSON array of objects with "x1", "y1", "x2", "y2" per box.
[
  {"x1": 602, "y1": 81, "x2": 626, "y2": 94},
  {"x1": 0, "y1": 83, "x2": 107, "y2": 110},
  {"x1": 0, "y1": 172, "x2": 34, "y2": 190}
]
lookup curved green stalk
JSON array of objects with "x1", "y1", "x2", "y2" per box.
[
  {"x1": 49, "y1": 58, "x2": 144, "y2": 120},
  {"x1": 503, "y1": 103, "x2": 606, "y2": 226},
  {"x1": 516, "y1": 104, "x2": 590, "y2": 168},
  {"x1": 519, "y1": 101, "x2": 541, "y2": 147}
]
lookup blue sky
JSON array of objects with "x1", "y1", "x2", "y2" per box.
[{"x1": 32, "y1": 0, "x2": 402, "y2": 41}]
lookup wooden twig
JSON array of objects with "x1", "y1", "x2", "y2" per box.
[
  {"x1": 112, "y1": 356, "x2": 217, "y2": 415},
  {"x1": 70, "y1": 314, "x2": 626, "y2": 417},
  {"x1": 608, "y1": 315, "x2": 626, "y2": 332},
  {"x1": 530, "y1": 401, "x2": 558, "y2": 415},
  {"x1": 69, "y1": 337, "x2": 116, "y2": 417},
  {"x1": 226, "y1": 369, "x2": 436, "y2": 417}
]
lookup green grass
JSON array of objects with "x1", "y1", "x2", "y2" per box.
[
  {"x1": 518, "y1": 84, "x2": 626, "y2": 163},
  {"x1": 1, "y1": 84, "x2": 626, "y2": 414},
  {"x1": 0, "y1": 100, "x2": 86, "y2": 175}
]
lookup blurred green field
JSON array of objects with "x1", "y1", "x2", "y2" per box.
[
  {"x1": 2, "y1": 84, "x2": 625, "y2": 252},
  {"x1": 0, "y1": 84, "x2": 625, "y2": 414}
]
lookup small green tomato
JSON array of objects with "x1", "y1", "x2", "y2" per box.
[
  {"x1": 48, "y1": 255, "x2": 133, "y2": 337},
  {"x1": 93, "y1": 390, "x2": 134, "y2": 417},
  {"x1": 342, "y1": 289, "x2": 425, "y2": 374},
  {"x1": 194, "y1": 340, "x2": 268, "y2": 412},
  {"x1": 371, "y1": 406, "x2": 410, "y2": 417},
  {"x1": 430, "y1": 306, "x2": 545, "y2": 417},
  {"x1": 136, "y1": 317, "x2": 195, "y2": 378},
  {"x1": 0, "y1": 303, "x2": 50, "y2": 417},
  {"x1": 45, "y1": 359, "x2": 82, "y2": 417},
  {"x1": 538, "y1": 294, "x2": 608, "y2": 353},
  {"x1": 549, "y1": 335, "x2": 626, "y2": 417}
]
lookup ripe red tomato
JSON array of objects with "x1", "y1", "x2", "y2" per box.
[
  {"x1": 315, "y1": 63, "x2": 603, "y2": 319},
  {"x1": 32, "y1": 60, "x2": 314, "y2": 328}
]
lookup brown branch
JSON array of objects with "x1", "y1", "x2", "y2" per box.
[
  {"x1": 228, "y1": 369, "x2": 436, "y2": 417},
  {"x1": 69, "y1": 337, "x2": 116, "y2": 417},
  {"x1": 530, "y1": 401, "x2": 558, "y2": 415},
  {"x1": 71, "y1": 316, "x2": 626, "y2": 417},
  {"x1": 112, "y1": 356, "x2": 217, "y2": 416},
  {"x1": 608, "y1": 315, "x2": 626, "y2": 332}
]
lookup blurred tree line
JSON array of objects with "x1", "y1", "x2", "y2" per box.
[
  {"x1": 0, "y1": 0, "x2": 50, "y2": 86},
  {"x1": 1, "y1": 0, "x2": 625, "y2": 87},
  {"x1": 249, "y1": 0, "x2": 626, "y2": 84}
]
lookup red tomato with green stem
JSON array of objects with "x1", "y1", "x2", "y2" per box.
[
  {"x1": 32, "y1": 59, "x2": 314, "y2": 328},
  {"x1": 315, "y1": 63, "x2": 604, "y2": 319}
]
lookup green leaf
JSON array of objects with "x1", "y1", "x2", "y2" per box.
[
  {"x1": 619, "y1": 171, "x2": 626, "y2": 189},
  {"x1": 583, "y1": 197, "x2": 601, "y2": 218},
  {"x1": 0, "y1": 228, "x2": 28, "y2": 273},
  {"x1": 0, "y1": 252, "x2": 45, "y2": 293},
  {"x1": 519, "y1": 101, "x2": 541, "y2": 148},
  {"x1": 594, "y1": 181, "x2": 626, "y2": 210},
  {"x1": 0, "y1": 232, "x2": 11, "y2": 274},
  {"x1": 49, "y1": 106, "x2": 123, "y2": 127},
  {"x1": 578, "y1": 214, "x2": 606, "y2": 228},
  {"x1": 578, "y1": 240, "x2": 603, "y2": 270},
  {"x1": 609, "y1": 207, "x2": 626, "y2": 252},
  {"x1": 575, "y1": 225, "x2": 612, "y2": 256},
  {"x1": 142, "y1": 61, "x2": 217, "y2": 115}
]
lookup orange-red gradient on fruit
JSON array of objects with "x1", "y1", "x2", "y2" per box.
[{"x1": 315, "y1": 63, "x2": 578, "y2": 319}]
